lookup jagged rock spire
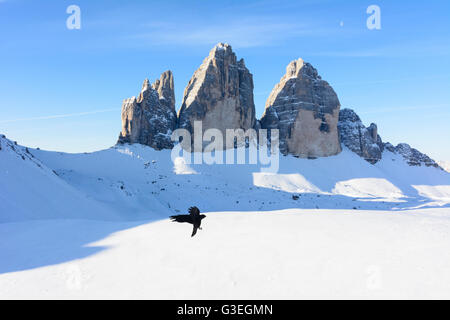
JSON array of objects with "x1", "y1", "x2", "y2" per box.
[
  {"x1": 178, "y1": 43, "x2": 256, "y2": 149},
  {"x1": 338, "y1": 108, "x2": 384, "y2": 164},
  {"x1": 118, "y1": 71, "x2": 177, "y2": 150}
]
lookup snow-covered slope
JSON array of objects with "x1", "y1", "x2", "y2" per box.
[
  {"x1": 439, "y1": 161, "x2": 450, "y2": 173},
  {"x1": 2, "y1": 208, "x2": 450, "y2": 299},
  {"x1": 28, "y1": 143, "x2": 450, "y2": 218},
  {"x1": 0, "y1": 136, "x2": 123, "y2": 222},
  {"x1": 1, "y1": 138, "x2": 450, "y2": 299}
]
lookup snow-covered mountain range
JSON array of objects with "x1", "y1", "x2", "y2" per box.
[
  {"x1": 1, "y1": 133, "x2": 449, "y2": 224},
  {"x1": 1, "y1": 133, "x2": 450, "y2": 298},
  {"x1": 1, "y1": 43, "x2": 449, "y2": 298}
]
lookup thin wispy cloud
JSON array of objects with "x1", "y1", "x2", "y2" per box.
[
  {"x1": 359, "y1": 104, "x2": 449, "y2": 115},
  {"x1": 0, "y1": 108, "x2": 119, "y2": 124},
  {"x1": 333, "y1": 74, "x2": 450, "y2": 87},
  {"x1": 313, "y1": 41, "x2": 450, "y2": 58},
  {"x1": 129, "y1": 17, "x2": 333, "y2": 48}
]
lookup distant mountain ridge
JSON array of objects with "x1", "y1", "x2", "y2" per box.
[{"x1": 1, "y1": 132, "x2": 449, "y2": 224}]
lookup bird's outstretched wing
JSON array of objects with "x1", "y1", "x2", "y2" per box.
[
  {"x1": 191, "y1": 226, "x2": 198, "y2": 237},
  {"x1": 189, "y1": 206, "x2": 200, "y2": 217},
  {"x1": 170, "y1": 214, "x2": 193, "y2": 224}
]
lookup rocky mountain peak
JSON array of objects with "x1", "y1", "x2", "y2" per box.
[
  {"x1": 261, "y1": 58, "x2": 341, "y2": 157},
  {"x1": 338, "y1": 109, "x2": 443, "y2": 168},
  {"x1": 113, "y1": 43, "x2": 444, "y2": 170},
  {"x1": 141, "y1": 78, "x2": 151, "y2": 92},
  {"x1": 338, "y1": 108, "x2": 383, "y2": 164},
  {"x1": 286, "y1": 58, "x2": 304, "y2": 78},
  {"x1": 118, "y1": 71, "x2": 177, "y2": 150},
  {"x1": 201, "y1": 43, "x2": 236, "y2": 66},
  {"x1": 178, "y1": 43, "x2": 256, "y2": 149},
  {"x1": 368, "y1": 123, "x2": 378, "y2": 141},
  {"x1": 211, "y1": 42, "x2": 231, "y2": 53},
  {"x1": 152, "y1": 70, "x2": 175, "y2": 111},
  {"x1": 385, "y1": 142, "x2": 441, "y2": 168},
  {"x1": 283, "y1": 58, "x2": 321, "y2": 81}
]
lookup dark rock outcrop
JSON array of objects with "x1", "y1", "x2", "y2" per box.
[
  {"x1": 384, "y1": 142, "x2": 441, "y2": 168},
  {"x1": 338, "y1": 108, "x2": 384, "y2": 164},
  {"x1": 118, "y1": 71, "x2": 177, "y2": 150},
  {"x1": 260, "y1": 58, "x2": 341, "y2": 157}
]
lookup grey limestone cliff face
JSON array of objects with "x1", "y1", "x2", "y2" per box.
[
  {"x1": 115, "y1": 45, "x2": 442, "y2": 170},
  {"x1": 118, "y1": 71, "x2": 177, "y2": 150},
  {"x1": 260, "y1": 58, "x2": 341, "y2": 158},
  {"x1": 338, "y1": 108, "x2": 384, "y2": 164},
  {"x1": 178, "y1": 43, "x2": 256, "y2": 149}
]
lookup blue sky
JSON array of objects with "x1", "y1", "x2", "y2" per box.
[{"x1": 0, "y1": 0, "x2": 449, "y2": 160}]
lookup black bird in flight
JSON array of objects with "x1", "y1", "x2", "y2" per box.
[{"x1": 170, "y1": 206, "x2": 206, "y2": 237}]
